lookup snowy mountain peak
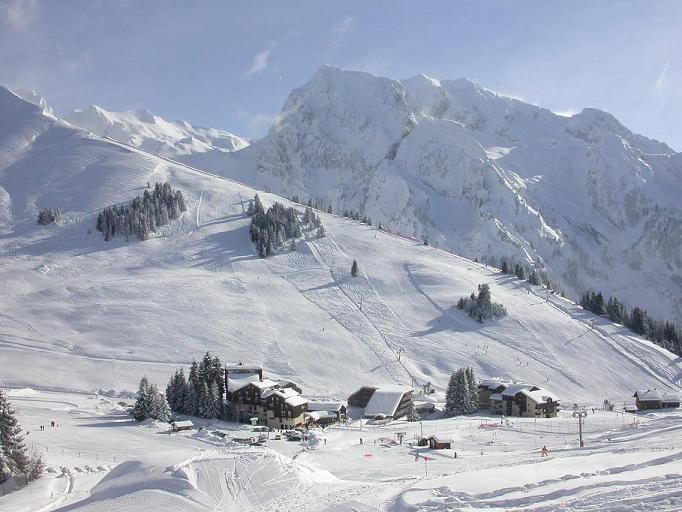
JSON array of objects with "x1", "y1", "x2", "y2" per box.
[
  {"x1": 247, "y1": 68, "x2": 682, "y2": 322},
  {"x1": 65, "y1": 104, "x2": 249, "y2": 158}
]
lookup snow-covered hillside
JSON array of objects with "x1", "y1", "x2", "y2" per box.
[
  {"x1": 165, "y1": 67, "x2": 681, "y2": 324},
  {"x1": 65, "y1": 104, "x2": 249, "y2": 159},
  {"x1": 0, "y1": 85, "x2": 679, "y2": 403}
]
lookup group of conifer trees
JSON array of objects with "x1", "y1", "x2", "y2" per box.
[
  {"x1": 37, "y1": 207, "x2": 61, "y2": 225},
  {"x1": 581, "y1": 291, "x2": 681, "y2": 356},
  {"x1": 288, "y1": 195, "x2": 333, "y2": 215},
  {"x1": 165, "y1": 352, "x2": 226, "y2": 419},
  {"x1": 456, "y1": 283, "x2": 508, "y2": 323},
  {"x1": 96, "y1": 182, "x2": 187, "y2": 241},
  {"x1": 0, "y1": 390, "x2": 43, "y2": 485},
  {"x1": 342, "y1": 209, "x2": 372, "y2": 226},
  {"x1": 444, "y1": 367, "x2": 479, "y2": 416},
  {"x1": 132, "y1": 377, "x2": 171, "y2": 422},
  {"x1": 500, "y1": 259, "x2": 545, "y2": 287},
  {"x1": 248, "y1": 194, "x2": 324, "y2": 257}
]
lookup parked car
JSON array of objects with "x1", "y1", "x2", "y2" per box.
[{"x1": 274, "y1": 434, "x2": 282, "y2": 440}]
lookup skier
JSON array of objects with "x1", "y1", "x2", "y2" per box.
[{"x1": 541, "y1": 445, "x2": 549, "y2": 457}]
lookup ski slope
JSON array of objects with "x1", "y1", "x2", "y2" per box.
[{"x1": 0, "y1": 85, "x2": 680, "y2": 403}]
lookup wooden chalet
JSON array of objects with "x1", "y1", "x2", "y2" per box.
[
  {"x1": 427, "y1": 435, "x2": 453, "y2": 450},
  {"x1": 348, "y1": 385, "x2": 413, "y2": 420},
  {"x1": 171, "y1": 420, "x2": 194, "y2": 432},
  {"x1": 500, "y1": 384, "x2": 559, "y2": 418},
  {"x1": 633, "y1": 390, "x2": 681, "y2": 410},
  {"x1": 306, "y1": 402, "x2": 347, "y2": 425},
  {"x1": 263, "y1": 388, "x2": 308, "y2": 430}
]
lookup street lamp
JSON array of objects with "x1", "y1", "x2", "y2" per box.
[
  {"x1": 419, "y1": 421, "x2": 423, "y2": 440},
  {"x1": 573, "y1": 410, "x2": 588, "y2": 448}
]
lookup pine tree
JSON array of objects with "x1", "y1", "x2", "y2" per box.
[
  {"x1": 445, "y1": 369, "x2": 470, "y2": 417},
  {"x1": 406, "y1": 401, "x2": 419, "y2": 422},
  {"x1": 0, "y1": 390, "x2": 30, "y2": 483},
  {"x1": 133, "y1": 376, "x2": 151, "y2": 421},
  {"x1": 351, "y1": 259, "x2": 359, "y2": 277},
  {"x1": 156, "y1": 394, "x2": 172, "y2": 423},
  {"x1": 501, "y1": 260, "x2": 509, "y2": 274},
  {"x1": 444, "y1": 372, "x2": 458, "y2": 417},
  {"x1": 465, "y1": 367, "x2": 479, "y2": 413}
]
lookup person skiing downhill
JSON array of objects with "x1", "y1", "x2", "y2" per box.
[{"x1": 541, "y1": 445, "x2": 549, "y2": 457}]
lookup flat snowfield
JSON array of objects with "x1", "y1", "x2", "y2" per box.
[{"x1": 1, "y1": 388, "x2": 681, "y2": 511}]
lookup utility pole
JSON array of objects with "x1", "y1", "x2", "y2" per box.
[{"x1": 573, "y1": 410, "x2": 587, "y2": 447}]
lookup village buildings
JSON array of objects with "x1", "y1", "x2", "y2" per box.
[{"x1": 478, "y1": 380, "x2": 560, "y2": 418}]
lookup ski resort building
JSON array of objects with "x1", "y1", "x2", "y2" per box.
[
  {"x1": 348, "y1": 385, "x2": 413, "y2": 420},
  {"x1": 500, "y1": 384, "x2": 560, "y2": 418},
  {"x1": 427, "y1": 435, "x2": 453, "y2": 450},
  {"x1": 225, "y1": 366, "x2": 309, "y2": 429},
  {"x1": 306, "y1": 401, "x2": 347, "y2": 425},
  {"x1": 479, "y1": 380, "x2": 560, "y2": 418},
  {"x1": 478, "y1": 379, "x2": 513, "y2": 409},
  {"x1": 633, "y1": 390, "x2": 681, "y2": 410}
]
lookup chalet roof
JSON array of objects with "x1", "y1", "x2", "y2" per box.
[
  {"x1": 428, "y1": 435, "x2": 453, "y2": 444},
  {"x1": 264, "y1": 387, "x2": 308, "y2": 407},
  {"x1": 227, "y1": 373, "x2": 260, "y2": 392},
  {"x1": 305, "y1": 410, "x2": 337, "y2": 421},
  {"x1": 634, "y1": 389, "x2": 663, "y2": 401},
  {"x1": 251, "y1": 378, "x2": 279, "y2": 390},
  {"x1": 308, "y1": 401, "x2": 345, "y2": 412},
  {"x1": 501, "y1": 383, "x2": 539, "y2": 397},
  {"x1": 285, "y1": 395, "x2": 308, "y2": 407},
  {"x1": 479, "y1": 379, "x2": 512, "y2": 391},
  {"x1": 489, "y1": 393, "x2": 503, "y2": 401},
  {"x1": 520, "y1": 388, "x2": 558, "y2": 405},
  {"x1": 228, "y1": 375, "x2": 278, "y2": 393},
  {"x1": 363, "y1": 385, "x2": 412, "y2": 418},
  {"x1": 172, "y1": 420, "x2": 194, "y2": 428}
]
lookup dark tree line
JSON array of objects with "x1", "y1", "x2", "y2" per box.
[
  {"x1": 96, "y1": 182, "x2": 187, "y2": 241},
  {"x1": 342, "y1": 209, "x2": 372, "y2": 226},
  {"x1": 248, "y1": 194, "x2": 324, "y2": 257},
  {"x1": 37, "y1": 207, "x2": 61, "y2": 225},
  {"x1": 166, "y1": 352, "x2": 226, "y2": 419},
  {"x1": 457, "y1": 283, "x2": 507, "y2": 323},
  {"x1": 581, "y1": 291, "x2": 681, "y2": 356}
]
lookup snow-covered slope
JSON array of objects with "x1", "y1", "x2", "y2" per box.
[
  {"x1": 192, "y1": 67, "x2": 681, "y2": 324},
  {"x1": 65, "y1": 104, "x2": 249, "y2": 159},
  {"x1": 0, "y1": 85, "x2": 679, "y2": 403}
]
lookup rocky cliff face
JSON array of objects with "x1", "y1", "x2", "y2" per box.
[{"x1": 250, "y1": 67, "x2": 682, "y2": 321}]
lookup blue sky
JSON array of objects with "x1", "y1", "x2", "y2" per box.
[{"x1": 1, "y1": 0, "x2": 680, "y2": 149}]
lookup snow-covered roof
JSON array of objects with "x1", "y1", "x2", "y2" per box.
[
  {"x1": 305, "y1": 410, "x2": 337, "y2": 421},
  {"x1": 520, "y1": 388, "x2": 558, "y2": 405},
  {"x1": 428, "y1": 435, "x2": 453, "y2": 444},
  {"x1": 172, "y1": 420, "x2": 193, "y2": 428},
  {"x1": 251, "y1": 378, "x2": 279, "y2": 390},
  {"x1": 285, "y1": 395, "x2": 308, "y2": 407},
  {"x1": 489, "y1": 393, "x2": 503, "y2": 401},
  {"x1": 363, "y1": 386, "x2": 411, "y2": 418},
  {"x1": 501, "y1": 384, "x2": 537, "y2": 397},
  {"x1": 227, "y1": 373, "x2": 260, "y2": 392},
  {"x1": 308, "y1": 401, "x2": 345, "y2": 412},
  {"x1": 263, "y1": 387, "x2": 308, "y2": 407},
  {"x1": 634, "y1": 389, "x2": 662, "y2": 401},
  {"x1": 634, "y1": 390, "x2": 680, "y2": 403},
  {"x1": 479, "y1": 379, "x2": 512, "y2": 390}
]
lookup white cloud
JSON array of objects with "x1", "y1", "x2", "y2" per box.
[
  {"x1": 244, "y1": 44, "x2": 275, "y2": 78},
  {"x1": 236, "y1": 110, "x2": 279, "y2": 137},
  {"x1": 328, "y1": 16, "x2": 355, "y2": 52},
  {"x1": 0, "y1": 0, "x2": 36, "y2": 30},
  {"x1": 654, "y1": 61, "x2": 671, "y2": 93}
]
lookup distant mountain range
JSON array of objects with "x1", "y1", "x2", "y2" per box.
[{"x1": 60, "y1": 67, "x2": 682, "y2": 323}]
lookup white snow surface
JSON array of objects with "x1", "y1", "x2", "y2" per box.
[
  {"x1": 158, "y1": 66, "x2": 682, "y2": 323},
  {"x1": 1, "y1": 82, "x2": 682, "y2": 511}
]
